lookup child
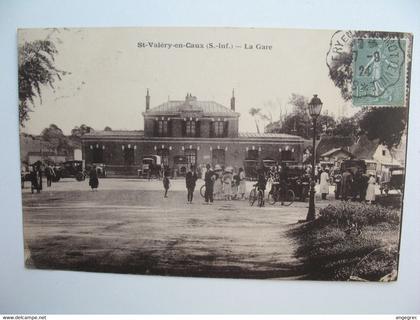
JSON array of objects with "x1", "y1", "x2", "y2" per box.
[{"x1": 163, "y1": 171, "x2": 170, "y2": 198}]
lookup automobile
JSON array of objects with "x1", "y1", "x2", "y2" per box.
[
  {"x1": 55, "y1": 160, "x2": 87, "y2": 181},
  {"x1": 284, "y1": 164, "x2": 310, "y2": 202},
  {"x1": 340, "y1": 159, "x2": 367, "y2": 175},
  {"x1": 170, "y1": 155, "x2": 188, "y2": 177},
  {"x1": 262, "y1": 159, "x2": 278, "y2": 173},
  {"x1": 91, "y1": 163, "x2": 107, "y2": 178},
  {"x1": 138, "y1": 155, "x2": 162, "y2": 178},
  {"x1": 334, "y1": 159, "x2": 368, "y2": 200},
  {"x1": 380, "y1": 166, "x2": 405, "y2": 195},
  {"x1": 243, "y1": 159, "x2": 258, "y2": 180}
]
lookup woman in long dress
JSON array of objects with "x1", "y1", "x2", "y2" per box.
[
  {"x1": 320, "y1": 169, "x2": 330, "y2": 200},
  {"x1": 365, "y1": 174, "x2": 376, "y2": 203},
  {"x1": 89, "y1": 165, "x2": 99, "y2": 191},
  {"x1": 223, "y1": 170, "x2": 233, "y2": 200},
  {"x1": 238, "y1": 168, "x2": 246, "y2": 199},
  {"x1": 213, "y1": 171, "x2": 223, "y2": 200}
]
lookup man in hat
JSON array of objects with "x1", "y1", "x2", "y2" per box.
[{"x1": 204, "y1": 164, "x2": 215, "y2": 204}]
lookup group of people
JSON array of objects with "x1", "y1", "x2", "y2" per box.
[
  {"x1": 335, "y1": 168, "x2": 377, "y2": 203},
  {"x1": 202, "y1": 164, "x2": 247, "y2": 204},
  {"x1": 21, "y1": 161, "x2": 100, "y2": 192},
  {"x1": 161, "y1": 164, "x2": 248, "y2": 204},
  {"x1": 22, "y1": 162, "x2": 56, "y2": 193}
]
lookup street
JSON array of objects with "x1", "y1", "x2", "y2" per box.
[{"x1": 23, "y1": 178, "x2": 339, "y2": 278}]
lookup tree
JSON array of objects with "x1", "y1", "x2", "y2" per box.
[
  {"x1": 71, "y1": 124, "x2": 93, "y2": 137},
  {"x1": 249, "y1": 107, "x2": 262, "y2": 133},
  {"x1": 104, "y1": 126, "x2": 112, "y2": 131},
  {"x1": 359, "y1": 108, "x2": 407, "y2": 149},
  {"x1": 41, "y1": 124, "x2": 71, "y2": 155},
  {"x1": 333, "y1": 116, "x2": 360, "y2": 138},
  {"x1": 327, "y1": 31, "x2": 409, "y2": 149},
  {"x1": 18, "y1": 40, "x2": 67, "y2": 126},
  {"x1": 265, "y1": 93, "x2": 336, "y2": 139},
  {"x1": 288, "y1": 93, "x2": 308, "y2": 114}
]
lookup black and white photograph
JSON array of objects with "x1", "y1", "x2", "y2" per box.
[{"x1": 18, "y1": 27, "x2": 412, "y2": 281}]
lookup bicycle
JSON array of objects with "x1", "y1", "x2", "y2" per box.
[
  {"x1": 249, "y1": 186, "x2": 264, "y2": 207},
  {"x1": 200, "y1": 184, "x2": 206, "y2": 198},
  {"x1": 267, "y1": 184, "x2": 295, "y2": 206}
]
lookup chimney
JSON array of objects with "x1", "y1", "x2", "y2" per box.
[
  {"x1": 146, "y1": 88, "x2": 150, "y2": 111},
  {"x1": 230, "y1": 89, "x2": 235, "y2": 111}
]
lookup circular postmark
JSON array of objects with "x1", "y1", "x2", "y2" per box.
[{"x1": 352, "y1": 38, "x2": 406, "y2": 102}]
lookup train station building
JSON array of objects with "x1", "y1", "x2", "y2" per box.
[{"x1": 81, "y1": 91, "x2": 305, "y2": 177}]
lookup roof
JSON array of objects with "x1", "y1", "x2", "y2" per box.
[
  {"x1": 83, "y1": 130, "x2": 144, "y2": 138},
  {"x1": 320, "y1": 147, "x2": 353, "y2": 158},
  {"x1": 238, "y1": 132, "x2": 302, "y2": 140},
  {"x1": 316, "y1": 135, "x2": 354, "y2": 160},
  {"x1": 145, "y1": 98, "x2": 238, "y2": 116}
]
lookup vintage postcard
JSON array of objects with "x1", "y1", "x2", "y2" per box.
[{"x1": 19, "y1": 27, "x2": 412, "y2": 281}]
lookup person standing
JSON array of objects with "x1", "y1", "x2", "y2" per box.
[
  {"x1": 89, "y1": 165, "x2": 99, "y2": 191},
  {"x1": 341, "y1": 169, "x2": 352, "y2": 201},
  {"x1": 365, "y1": 174, "x2": 376, "y2": 203},
  {"x1": 232, "y1": 169, "x2": 240, "y2": 199},
  {"x1": 204, "y1": 164, "x2": 215, "y2": 204},
  {"x1": 185, "y1": 165, "x2": 198, "y2": 204},
  {"x1": 255, "y1": 168, "x2": 267, "y2": 206},
  {"x1": 238, "y1": 167, "x2": 246, "y2": 199},
  {"x1": 320, "y1": 168, "x2": 330, "y2": 200},
  {"x1": 30, "y1": 164, "x2": 42, "y2": 194},
  {"x1": 223, "y1": 168, "x2": 233, "y2": 200},
  {"x1": 45, "y1": 164, "x2": 55, "y2": 187},
  {"x1": 163, "y1": 171, "x2": 170, "y2": 198}
]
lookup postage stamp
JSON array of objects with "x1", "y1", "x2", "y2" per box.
[{"x1": 352, "y1": 38, "x2": 407, "y2": 107}]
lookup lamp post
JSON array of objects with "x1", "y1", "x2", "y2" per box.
[{"x1": 306, "y1": 94, "x2": 323, "y2": 221}]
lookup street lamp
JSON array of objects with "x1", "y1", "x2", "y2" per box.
[{"x1": 306, "y1": 94, "x2": 323, "y2": 221}]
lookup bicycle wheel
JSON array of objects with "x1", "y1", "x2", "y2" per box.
[
  {"x1": 249, "y1": 188, "x2": 256, "y2": 206},
  {"x1": 257, "y1": 190, "x2": 264, "y2": 207},
  {"x1": 283, "y1": 189, "x2": 295, "y2": 206},
  {"x1": 200, "y1": 185, "x2": 206, "y2": 198},
  {"x1": 268, "y1": 191, "x2": 277, "y2": 205}
]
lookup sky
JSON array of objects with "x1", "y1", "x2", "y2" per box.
[{"x1": 19, "y1": 27, "x2": 355, "y2": 135}]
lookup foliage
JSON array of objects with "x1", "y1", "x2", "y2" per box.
[
  {"x1": 333, "y1": 117, "x2": 360, "y2": 138},
  {"x1": 18, "y1": 40, "x2": 67, "y2": 126},
  {"x1": 326, "y1": 31, "x2": 408, "y2": 149},
  {"x1": 104, "y1": 126, "x2": 112, "y2": 131},
  {"x1": 319, "y1": 202, "x2": 401, "y2": 229},
  {"x1": 359, "y1": 108, "x2": 407, "y2": 149},
  {"x1": 71, "y1": 124, "x2": 93, "y2": 137},
  {"x1": 41, "y1": 124, "x2": 72, "y2": 155},
  {"x1": 249, "y1": 107, "x2": 262, "y2": 133},
  {"x1": 266, "y1": 108, "x2": 336, "y2": 139},
  {"x1": 290, "y1": 201, "x2": 401, "y2": 281}
]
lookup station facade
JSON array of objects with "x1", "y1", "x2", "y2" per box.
[{"x1": 81, "y1": 91, "x2": 305, "y2": 177}]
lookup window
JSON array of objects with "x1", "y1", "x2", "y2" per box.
[
  {"x1": 92, "y1": 148, "x2": 103, "y2": 163},
  {"x1": 281, "y1": 150, "x2": 293, "y2": 161},
  {"x1": 382, "y1": 150, "x2": 386, "y2": 156},
  {"x1": 185, "y1": 149, "x2": 197, "y2": 166},
  {"x1": 247, "y1": 150, "x2": 259, "y2": 160},
  {"x1": 124, "y1": 147, "x2": 135, "y2": 165},
  {"x1": 212, "y1": 121, "x2": 225, "y2": 137},
  {"x1": 157, "y1": 120, "x2": 168, "y2": 136},
  {"x1": 157, "y1": 149, "x2": 169, "y2": 166},
  {"x1": 185, "y1": 121, "x2": 196, "y2": 137},
  {"x1": 212, "y1": 149, "x2": 225, "y2": 166}
]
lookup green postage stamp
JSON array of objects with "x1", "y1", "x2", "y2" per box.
[{"x1": 352, "y1": 38, "x2": 407, "y2": 107}]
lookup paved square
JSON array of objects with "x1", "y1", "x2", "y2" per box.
[{"x1": 22, "y1": 178, "x2": 333, "y2": 279}]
